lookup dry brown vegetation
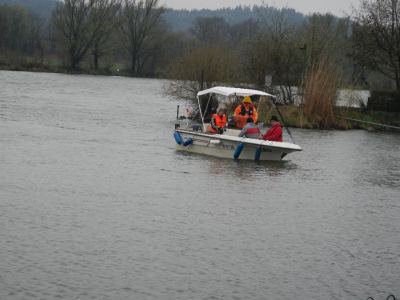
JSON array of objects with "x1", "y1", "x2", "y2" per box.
[{"x1": 302, "y1": 57, "x2": 341, "y2": 128}]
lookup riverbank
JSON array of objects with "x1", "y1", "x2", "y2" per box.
[
  {"x1": 3, "y1": 64, "x2": 400, "y2": 131},
  {"x1": 0, "y1": 56, "x2": 129, "y2": 77},
  {"x1": 255, "y1": 104, "x2": 400, "y2": 131}
]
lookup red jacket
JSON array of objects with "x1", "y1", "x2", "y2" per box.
[{"x1": 263, "y1": 123, "x2": 282, "y2": 142}]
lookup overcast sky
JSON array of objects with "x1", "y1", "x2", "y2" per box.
[{"x1": 162, "y1": 0, "x2": 357, "y2": 17}]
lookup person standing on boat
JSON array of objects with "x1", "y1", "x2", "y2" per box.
[
  {"x1": 238, "y1": 117, "x2": 260, "y2": 139},
  {"x1": 260, "y1": 116, "x2": 282, "y2": 142},
  {"x1": 211, "y1": 109, "x2": 226, "y2": 134},
  {"x1": 233, "y1": 96, "x2": 258, "y2": 129}
]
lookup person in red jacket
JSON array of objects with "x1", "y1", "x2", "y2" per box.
[{"x1": 260, "y1": 115, "x2": 283, "y2": 142}]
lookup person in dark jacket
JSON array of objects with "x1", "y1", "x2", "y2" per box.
[
  {"x1": 238, "y1": 117, "x2": 260, "y2": 139},
  {"x1": 260, "y1": 115, "x2": 282, "y2": 142}
]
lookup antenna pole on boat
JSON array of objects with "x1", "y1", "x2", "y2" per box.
[
  {"x1": 271, "y1": 97, "x2": 295, "y2": 144},
  {"x1": 200, "y1": 67, "x2": 204, "y2": 91},
  {"x1": 234, "y1": 93, "x2": 241, "y2": 105}
]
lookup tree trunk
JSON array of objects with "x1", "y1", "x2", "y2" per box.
[
  {"x1": 94, "y1": 52, "x2": 99, "y2": 70},
  {"x1": 131, "y1": 52, "x2": 136, "y2": 76}
]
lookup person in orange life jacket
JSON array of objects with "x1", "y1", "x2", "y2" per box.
[
  {"x1": 259, "y1": 115, "x2": 283, "y2": 142},
  {"x1": 211, "y1": 109, "x2": 226, "y2": 134},
  {"x1": 233, "y1": 96, "x2": 258, "y2": 129},
  {"x1": 238, "y1": 117, "x2": 260, "y2": 139}
]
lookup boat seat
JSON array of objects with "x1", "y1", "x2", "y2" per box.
[
  {"x1": 224, "y1": 128, "x2": 241, "y2": 137},
  {"x1": 189, "y1": 124, "x2": 203, "y2": 132}
]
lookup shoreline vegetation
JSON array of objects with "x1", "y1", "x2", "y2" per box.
[
  {"x1": 2, "y1": 1, "x2": 400, "y2": 132},
  {"x1": 2, "y1": 60, "x2": 400, "y2": 131}
]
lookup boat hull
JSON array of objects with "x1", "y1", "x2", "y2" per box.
[{"x1": 174, "y1": 129, "x2": 302, "y2": 161}]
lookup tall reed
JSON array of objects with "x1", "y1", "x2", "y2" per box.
[{"x1": 303, "y1": 57, "x2": 341, "y2": 128}]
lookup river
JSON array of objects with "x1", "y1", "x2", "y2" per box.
[{"x1": 1, "y1": 71, "x2": 399, "y2": 300}]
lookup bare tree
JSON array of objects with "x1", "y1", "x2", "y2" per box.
[
  {"x1": 351, "y1": 0, "x2": 400, "y2": 89},
  {"x1": 228, "y1": 18, "x2": 260, "y2": 44},
  {"x1": 165, "y1": 31, "x2": 196, "y2": 61},
  {"x1": 1, "y1": 5, "x2": 29, "y2": 52},
  {"x1": 53, "y1": 0, "x2": 123, "y2": 70},
  {"x1": 46, "y1": 18, "x2": 58, "y2": 54},
  {"x1": 119, "y1": 0, "x2": 165, "y2": 75},
  {"x1": 188, "y1": 16, "x2": 230, "y2": 45},
  {"x1": 0, "y1": 5, "x2": 7, "y2": 53},
  {"x1": 52, "y1": 0, "x2": 97, "y2": 69},
  {"x1": 134, "y1": 17, "x2": 171, "y2": 76},
  {"x1": 243, "y1": 5, "x2": 303, "y2": 104},
  {"x1": 163, "y1": 44, "x2": 240, "y2": 115},
  {"x1": 303, "y1": 13, "x2": 350, "y2": 65},
  {"x1": 89, "y1": 0, "x2": 122, "y2": 69},
  {"x1": 26, "y1": 11, "x2": 46, "y2": 59}
]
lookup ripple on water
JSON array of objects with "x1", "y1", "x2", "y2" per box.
[{"x1": 1, "y1": 71, "x2": 399, "y2": 300}]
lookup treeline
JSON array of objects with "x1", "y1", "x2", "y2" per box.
[
  {"x1": 0, "y1": 0, "x2": 58, "y2": 18},
  {"x1": 0, "y1": 0, "x2": 397, "y2": 100},
  {"x1": 163, "y1": 5, "x2": 306, "y2": 32},
  {"x1": 0, "y1": 0, "x2": 306, "y2": 31}
]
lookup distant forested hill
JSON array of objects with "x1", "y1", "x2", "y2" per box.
[
  {"x1": 163, "y1": 5, "x2": 306, "y2": 32},
  {"x1": 164, "y1": 5, "x2": 256, "y2": 32},
  {"x1": 0, "y1": 0, "x2": 306, "y2": 31},
  {"x1": 0, "y1": 0, "x2": 58, "y2": 18}
]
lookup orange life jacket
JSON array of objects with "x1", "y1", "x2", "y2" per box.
[
  {"x1": 234, "y1": 104, "x2": 258, "y2": 129},
  {"x1": 211, "y1": 114, "x2": 226, "y2": 133}
]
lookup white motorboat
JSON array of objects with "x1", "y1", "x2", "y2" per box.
[{"x1": 173, "y1": 86, "x2": 302, "y2": 161}]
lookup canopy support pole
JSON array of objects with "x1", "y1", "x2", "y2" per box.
[
  {"x1": 198, "y1": 94, "x2": 212, "y2": 131},
  {"x1": 271, "y1": 97, "x2": 295, "y2": 144}
]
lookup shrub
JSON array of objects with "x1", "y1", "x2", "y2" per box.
[{"x1": 367, "y1": 90, "x2": 400, "y2": 112}]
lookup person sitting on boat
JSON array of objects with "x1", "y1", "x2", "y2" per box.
[
  {"x1": 233, "y1": 96, "x2": 258, "y2": 129},
  {"x1": 210, "y1": 109, "x2": 226, "y2": 134},
  {"x1": 238, "y1": 117, "x2": 260, "y2": 139},
  {"x1": 259, "y1": 115, "x2": 282, "y2": 142}
]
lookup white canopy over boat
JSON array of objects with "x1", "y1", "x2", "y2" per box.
[
  {"x1": 197, "y1": 86, "x2": 276, "y2": 98},
  {"x1": 197, "y1": 87, "x2": 276, "y2": 130}
]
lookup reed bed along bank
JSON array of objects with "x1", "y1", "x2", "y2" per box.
[
  {"x1": 302, "y1": 58, "x2": 340, "y2": 128},
  {"x1": 2, "y1": 57, "x2": 399, "y2": 130}
]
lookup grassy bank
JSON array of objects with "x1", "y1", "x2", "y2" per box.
[
  {"x1": 2, "y1": 56, "x2": 400, "y2": 131},
  {"x1": 255, "y1": 103, "x2": 400, "y2": 131},
  {"x1": 0, "y1": 55, "x2": 131, "y2": 76}
]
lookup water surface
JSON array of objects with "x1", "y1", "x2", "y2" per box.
[{"x1": 1, "y1": 71, "x2": 399, "y2": 300}]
